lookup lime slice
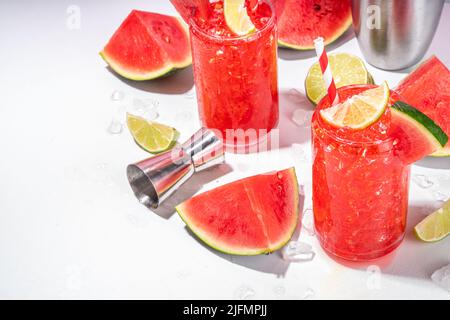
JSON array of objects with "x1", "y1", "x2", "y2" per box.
[
  {"x1": 305, "y1": 53, "x2": 372, "y2": 105},
  {"x1": 320, "y1": 82, "x2": 389, "y2": 129},
  {"x1": 127, "y1": 113, "x2": 179, "y2": 153},
  {"x1": 415, "y1": 199, "x2": 450, "y2": 242},
  {"x1": 224, "y1": 0, "x2": 256, "y2": 36}
]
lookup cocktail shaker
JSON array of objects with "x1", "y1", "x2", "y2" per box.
[
  {"x1": 351, "y1": 0, "x2": 444, "y2": 70},
  {"x1": 127, "y1": 128, "x2": 224, "y2": 208}
]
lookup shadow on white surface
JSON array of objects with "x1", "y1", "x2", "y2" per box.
[
  {"x1": 415, "y1": 156, "x2": 450, "y2": 170},
  {"x1": 106, "y1": 65, "x2": 194, "y2": 94},
  {"x1": 277, "y1": 89, "x2": 314, "y2": 149},
  {"x1": 150, "y1": 163, "x2": 233, "y2": 219},
  {"x1": 183, "y1": 193, "x2": 305, "y2": 276},
  {"x1": 278, "y1": 27, "x2": 356, "y2": 61}
]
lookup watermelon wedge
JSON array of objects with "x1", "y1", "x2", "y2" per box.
[
  {"x1": 100, "y1": 10, "x2": 192, "y2": 81},
  {"x1": 396, "y1": 56, "x2": 450, "y2": 156},
  {"x1": 390, "y1": 101, "x2": 448, "y2": 165},
  {"x1": 176, "y1": 168, "x2": 299, "y2": 255},
  {"x1": 169, "y1": 0, "x2": 210, "y2": 24},
  {"x1": 273, "y1": 0, "x2": 352, "y2": 50}
]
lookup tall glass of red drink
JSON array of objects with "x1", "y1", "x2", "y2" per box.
[
  {"x1": 312, "y1": 85, "x2": 410, "y2": 261},
  {"x1": 189, "y1": 0, "x2": 278, "y2": 147}
]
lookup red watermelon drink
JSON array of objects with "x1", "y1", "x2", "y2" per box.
[
  {"x1": 188, "y1": 0, "x2": 278, "y2": 146},
  {"x1": 312, "y1": 83, "x2": 448, "y2": 261},
  {"x1": 312, "y1": 84, "x2": 409, "y2": 261}
]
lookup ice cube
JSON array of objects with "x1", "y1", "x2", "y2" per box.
[
  {"x1": 234, "y1": 285, "x2": 255, "y2": 300},
  {"x1": 291, "y1": 109, "x2": 312, "y2": 127},
  {"x1": 273, "y1": 285, "x2": 286, "y2": 296},
  {"x1": 110, "y1": 90, "x2": 124, "y2": 101},
  {"x1": 431, "y1": 264, "x2": 450, "y2": 292},
  {"x1": 106, "y1": 119, "x2": 123, "y2": 134},
  {"x1": 432, "y1": 190, "x2": 448, "y2": 203},
  {"x1": 302, "y1": 288, "x2": 315, "y2": 300},
  {"x1": 282, "y1": 241, "x2": 315, "y2": 262},
  {"x1": 302, "y1": 209, "x2": 315, "y2": 236},
  {"x1": 412, "y1": 174, "x2": 434, "y2": 189}
]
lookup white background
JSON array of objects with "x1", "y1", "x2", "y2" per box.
[{"x1": 0, "y1": 0, "x2": 449, "y2": 299}]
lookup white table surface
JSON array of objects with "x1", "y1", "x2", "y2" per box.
[{"x1": 0, "y1": 0, "x2": 449, "y2": 300}]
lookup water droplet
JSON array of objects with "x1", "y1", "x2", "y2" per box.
[
  {"x1": 111, "y1": 90, "x2": 124, "y2": 101},
  {"x1": 412, "y1": 174, "x2": 434, "y2": 189},
  {"x1": 302, "y1": 288, "x2": 315, "y2": 299},
  {"x1": 107, "y1": 119, "x2": 123, "y2": 134},
  {"x1": 282, "y1": 241, "x2": 315, "y2": 262},
  {"x1": 302, "y1": 209, "x2": 315, "y2": 236},
  {"x1": 431, "y1": 264, "x2": 450, "y2": 292},
  {"x1": 234, "y1": 285, "x2": 255, "y2": 300},
  {"x1": 432, "y1": 190, "x2": 448, "y2": 203}
]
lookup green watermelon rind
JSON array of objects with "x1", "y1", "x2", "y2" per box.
[
  {"x1": 391, "y1": 101, "x2": 449, "y2": 154},
  {"x1": 100, "y1": 16, "x2": 192, "y2": 81},
  {"x1": 175, "y1": 168, "x2": 300, "y2": 256},
  {"x1": 100, "y1": 51, "x2": 191, "y2": 81},
  {"x1": 277, "y1": 15, "x2": 352, "y2": 50}
]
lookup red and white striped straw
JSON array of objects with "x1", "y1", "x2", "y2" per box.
[{"x1": 313, "y1": 37, "x2": 339, "y2": 105}]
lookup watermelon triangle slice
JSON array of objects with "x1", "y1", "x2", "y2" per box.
[
  {"x1": 390, "y1": 101, "x2": 448, "y2": 165},
  {"x1": 100, "y1": 10, "x2": 192, "y2": 81},
  {"x1": 176, "y1": 168, "x2": 300, "y2": 255},
  {"x1": 395, "y1": 56, "x2": 450, "y2": 156}
]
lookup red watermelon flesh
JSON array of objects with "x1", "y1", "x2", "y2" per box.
[
  {"x1": 170, "y1": 0, "x2": 210, "y2": 24},
  {"x1": 176, "y1": 168, "x2": 299, "y2": 255},
  {"x1": 396, "y1": 56, "x2": 450, "y2": 156},
  {"x1": 100, "y1": 10, "x2": 191, "y2": 81},
  {"x1": 273, "y1": 0, "x2": 352, "y2": 50}
]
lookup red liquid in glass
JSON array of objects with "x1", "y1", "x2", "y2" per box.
[
  {"x1": 189, "y1": 0, "x2": 278, "y2": 146},
  {"x1": 312, "y1": 85, "x2": 410, "y2": 261}
]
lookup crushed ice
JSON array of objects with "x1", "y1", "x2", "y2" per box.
[
  {"x1": 282, "y1": 241, "x2": 315, "y2": 262},
  {"x1": 234, "y1": 285, "x2": 255, "y2": 300},
  {"x1": 412, "y1": 174, "x2": 434, "y2": 189},
  {"x1": 431, "y1": 264, "x2": 450, "y2": 292}
]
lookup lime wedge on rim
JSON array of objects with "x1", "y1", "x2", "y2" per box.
[
  {"x1": 305, "y1": 53, "x2": 373, "y2": 105},
  {"x1": 320, "y1": 81, "x2": 390, "y2": 130},
  {"x1": 127, "y1": 113, "x2": 179, "y2": 154},
  {"x1": 414, "y1": 199, "x2": 450, "y2": 242},
  {"x1": 224, "y1": 0, "x2": 256, "y2": 36}
]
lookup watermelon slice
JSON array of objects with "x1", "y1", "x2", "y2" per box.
[
  {"x1": 273, "y1": 0, "x2": 352, "y2": 50},
  {"x1": 390, "y1": 101, "x2": 448, "y2": 165},
  {"x1": 176, "y1": 168, "x2": 299, "y2": 255},
  {"x1": 169, "y1": 0, "x2": 210, "y2": 24},
  {"x1": 396, "y1": 56, "x2": 450, "y2": 156},
  {"x1": 100, "y1": 10, "x2": 192, "y2": 81}
]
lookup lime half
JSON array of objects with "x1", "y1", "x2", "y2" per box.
[
  {"x1": 306, "y1": 53, "x2": 372, "y2": 105},
  {"x1": 415, "y1": 199, "x2": 450, "y2": 242},
  {"x1": 127, "y1": 113, "x2": 179, "y2": 154},
  {"x1": 320, "y1": 82, "x2": 389, "y2": 130},
  {"x1": 224, "y1": 0, "x2": 256, "y2": 36}
]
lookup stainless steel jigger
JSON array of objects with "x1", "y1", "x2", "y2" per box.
[{"x1": 126, "y1": 128, "x2": 224, "y2": 208}]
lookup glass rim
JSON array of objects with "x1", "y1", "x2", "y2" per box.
[
  {"x1": 188, "y1": 0, "x2": 276, "y2": 43},
  {"x1": 312, "y1": 84, "x2": 396, "y2": 148}
]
